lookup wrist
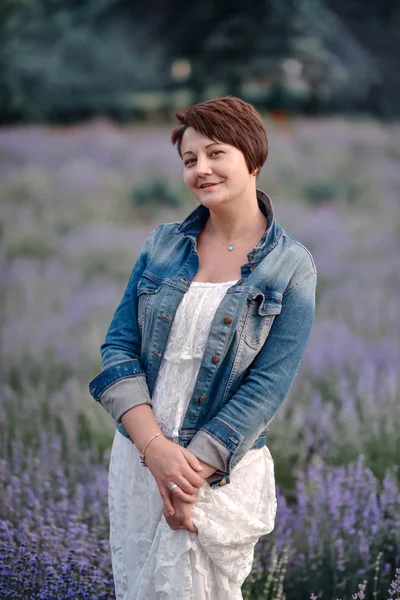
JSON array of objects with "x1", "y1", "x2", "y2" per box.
[
  {"x1": 197, "y1": 458, "x2": 217, "y2": 479},
  {"x1": 143, "y1": 433, "x2": 167, "y2": 457},
  {"x1": 140, "y1": 432, "x2": 166, "y2": 465}
]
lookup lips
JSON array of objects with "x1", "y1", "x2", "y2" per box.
[{"x1": 199, "y1": 182, "x2": 221, "y2": 189}]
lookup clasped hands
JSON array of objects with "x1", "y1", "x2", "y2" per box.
[
  {"x1": 162, "y1": 490, "x2": 199, "y2": 533},
  {"x1": 143, "y1": 435, "x2": 217, "y2": 533}
]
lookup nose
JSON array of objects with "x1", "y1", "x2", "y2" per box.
[{"x1": 195, "y1": 154, "x2": 213, "y2": 176}]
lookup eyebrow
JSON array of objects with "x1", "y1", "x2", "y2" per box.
[{"x1": 182, "y1": 142, "x2": 221, "y2": 158}]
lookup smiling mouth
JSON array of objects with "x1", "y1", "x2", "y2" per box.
[{"x1": 199, "y1": 182, "x2": 221, "y2": 189}]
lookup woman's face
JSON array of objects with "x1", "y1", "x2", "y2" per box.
[{"x1": 180, "y1": 127, "x2": 254, "y2": 207}]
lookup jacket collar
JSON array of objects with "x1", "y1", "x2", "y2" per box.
[{"x1": 173, "y1": 188, "x2": 283, "y2": 263}]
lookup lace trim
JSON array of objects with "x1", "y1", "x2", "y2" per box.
[{"x1": 190, "y1": 280, "x2": 238, "y2": 287}]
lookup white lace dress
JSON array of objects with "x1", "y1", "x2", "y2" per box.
[{"x1": 108, "y1": 280, "x2": 277, "y2": 600}]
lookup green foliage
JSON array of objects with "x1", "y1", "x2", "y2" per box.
[
  {"x1": 5, "y1": 236, "x2": 54, "y2": 259},
  {"x1": 1, "y1": 0, "x2": 399, "y2": 122},
  {"x1": 0, "y1": 0, "x2": 166, "y2": 123},
  {"x1": 301, "y1": 179, "x2": 361, "y2": 205},
  {"x1": 243, "y1": 546, "x2": 289, "y2": 600},
  {"x1": 1, "y1": 369, "x2": 114, "y2": 483},
  {"x1": 129, "y1": 178, "x2": 183, "y2": 220},
  {"x1": 302, "y1": 179, "x2": 340, "y2": 203}
]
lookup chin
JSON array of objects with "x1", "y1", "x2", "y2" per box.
[
  {"x1": 196, "y1": 192, "x2": 230, "y2": 208},
  {"x1": 198, "y1": 198, "x2": 224, "y2": 210}
]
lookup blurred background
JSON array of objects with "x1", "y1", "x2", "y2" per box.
[
  {"x1": 0, "y1": 1, "x2": 399, "y2": 599},
  {"x1": 1, "y1": 0, "x2": 400, "y2": 122}
]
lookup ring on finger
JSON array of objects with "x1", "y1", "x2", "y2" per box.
[{"x1": 169, "y1": 483, "x2": 179, "y2": 493}]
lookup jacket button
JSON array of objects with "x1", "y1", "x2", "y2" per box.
[
  {"x1": 198, "y1": 395, "x2": 207, "y2": 403},
  {"x1": 250, "y1": 266, "x2": 256, "y2": 272},
  {"x1": 237, "y1": 278, "x2": 244, "y2": 284},
  {"x1": 212, "y1": 355, "x2": 220, "y2": 364},
  {"x1": 224, "y1": 316, "x2": 233, "y2": 325},
  {"x1": 218, "y1": 478, "x2": 227, "y2": 486}
]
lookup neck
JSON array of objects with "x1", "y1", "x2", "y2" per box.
[{"x1": 206, "y1": 189, "x2": 267, "y2": 243}]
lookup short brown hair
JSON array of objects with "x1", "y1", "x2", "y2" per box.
[{"x1": 171, "y1": 96, "x2": 268, "y2": 175}]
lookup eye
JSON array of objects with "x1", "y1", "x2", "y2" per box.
[{"x1": 183, "y1": 150, "x2": 222, "y2": 167}]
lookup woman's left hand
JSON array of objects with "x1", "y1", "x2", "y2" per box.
[
  {"x1": 162, "y1": 457, "x2": 214, "y2": 532},
  {"x1": 171, "y1": 494, "x2": 198, "y2": 533},
  {"x1": 162, "y1": 497, "x2": 198, "y2": 533},
  {"x1": 162, "y1": 504, "x2": 185, "y2": 530}
]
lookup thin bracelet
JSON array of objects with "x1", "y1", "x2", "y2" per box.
[{"x1": 140, "y1": 432, "x2": 164, "y2": 467}]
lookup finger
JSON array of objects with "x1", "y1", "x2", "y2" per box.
[
  {"x1": 162, "y1": 501, "x2": 173, "y2": 516},
  {"x1": 182, "y1": 467, "x2": 206, "y2": 490},
  {"x1": 172, "y1": 488, "x2": 198, "y2": 504},
  {"x1": 165, "y1": 514, "x2": 183, "y2": 530},
  {"x1": 182, "y1": 448, "x2": 204, "y2": 471},
  {"x1": 163, "y1": 505, "x2": 176, "y2": 521},
  {"x1": 183, "y1": 519, "x2": 197, "y2": 533},
  {"x1": 165, "y1": 477, "x2": 198, "y2": 500},
  {"x1": 160, "y1": 488, "x2": 175, "y2": 515},
  {"x1": 165, "y1": 479, "x2": 196, "y2": 500},
  {"x1": 175, "y1": 475, "x2": 201, "y2": 496}
]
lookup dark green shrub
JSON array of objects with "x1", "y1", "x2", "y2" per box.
[
  {"x1": 129, "y1": 178, "x2": 183, "y2": 220},
  {"x1": 302, "y1": 180, "x2": 340, "y2": 204}
]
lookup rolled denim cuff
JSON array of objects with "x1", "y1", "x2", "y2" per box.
[
  {"x1": 187, "y1": 417, "x2": 247, "y2": 487},
  {"x1": 186, "y1": 430, "x2": 227, "y2": 473},
  {"x1": 89, "y1": 359, "x2": 151, "y2": 423},
  {"x1": 98, "y1": 377, "x2": 152, "y2": 423},
  {"x1": 186, "y1": 424, "x2": 242, "y2": 488}
]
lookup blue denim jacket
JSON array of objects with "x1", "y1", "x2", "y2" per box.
[{"x1": 89, "y1": 189, "x2": 316, "y2": 488}]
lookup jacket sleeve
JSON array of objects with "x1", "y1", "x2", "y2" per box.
[
  {"x1": 88, "y1": 226, "x2": 160, "y2": 424},
  {"x1": 186, "y1": 269, "x2": 317, "y2": 487}
]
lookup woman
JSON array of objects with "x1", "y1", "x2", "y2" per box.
[{"x1": 89, "y1": 96, "x2": 317, "y2": 599}]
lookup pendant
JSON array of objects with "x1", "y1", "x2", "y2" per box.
[{"x1": 228, "y1": 245, "x2": 234, "y2": 251}]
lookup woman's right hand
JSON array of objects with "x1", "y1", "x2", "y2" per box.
[{"x1": 143, "y1": 435, "x2": 206, "y2": 515}]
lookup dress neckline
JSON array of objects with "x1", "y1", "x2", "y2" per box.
[{"x1": 190, "y1": 280, "x2": 238, "y2": 287}]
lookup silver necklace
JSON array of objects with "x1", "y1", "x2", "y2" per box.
[{"x1": 208, "y1": 218, "x2": 266, "y2": 251}]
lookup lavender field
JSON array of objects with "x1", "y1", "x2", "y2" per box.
[{"x1": 0, "y1": 117, "x2": 399, "y2": 599}]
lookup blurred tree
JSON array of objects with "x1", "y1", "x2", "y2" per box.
[
  {"x1": 0, "y1": 0, "x2": 398, "y2": 122},
  {"x1": 129, "y1": 0, "x2": 296, "y2": 101},
  {"x1": 0, "y1": 0, "x2": 167, "y2": 123},
  {"x1": 327, "y1": 0, "x2": 400, "y2": 118},
  {"x1": 290, "y1": 0, "x2": 377, "y2": 114},
  {"x1": 118, "y1": 0, "x2": 400, "y2": 115}
]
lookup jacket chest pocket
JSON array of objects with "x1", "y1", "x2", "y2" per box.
[
  {"x1": 242, "y1": 291, "x2": 282, "y2": 350},
  {"x1": 137, "y1": 272, "x2": 163, "y2": 333}
]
